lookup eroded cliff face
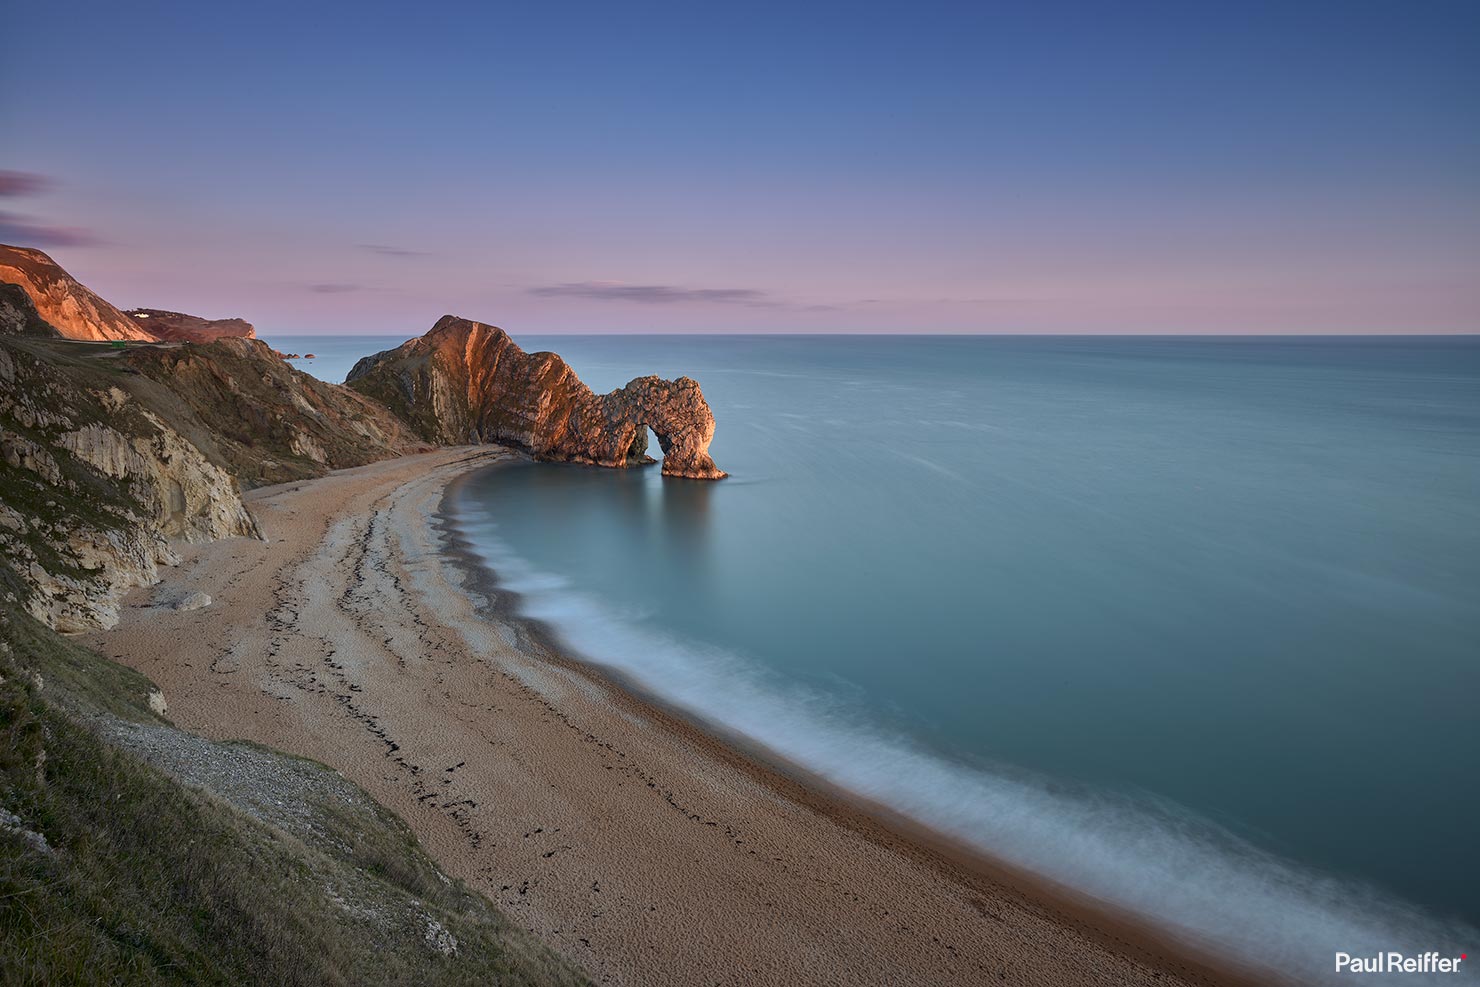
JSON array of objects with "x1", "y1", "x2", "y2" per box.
[
  {"x1": 0, "y1": 245, "x2": 156, "y2": 342},
  {"x1": 0, "y1": 241, "x2": 440, "y2": 632},
  {"x1": 347, "y1": 316, "x2": 726, "y2": 479},
  {"x1": 0, "y1": 337, "x2": 259, "y2": 631},
  {"x1": 125, "y1": 307, "x2": 257, "y2": 343},
  {"x1": 0, "y1": 325, "x2": 430, "y2": 633}
]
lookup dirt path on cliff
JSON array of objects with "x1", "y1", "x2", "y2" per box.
[{"x1": 91, "y1": 447, "x2": 1252, "y2": 987}]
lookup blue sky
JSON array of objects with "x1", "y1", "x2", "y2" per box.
[{"x1": 2, "y1": 0, "x2": 1477, "y2": 333}]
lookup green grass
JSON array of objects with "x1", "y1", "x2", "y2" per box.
[{"x1": 0, "y1": 587, "x2": 586, "y2": 987}]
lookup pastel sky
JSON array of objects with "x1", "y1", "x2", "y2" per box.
[{"x1": 2, "y1": 0, "x2": 1477, "y2": 334}]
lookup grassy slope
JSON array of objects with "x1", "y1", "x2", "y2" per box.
[{"x1": 0, "y1": 566, "x2": 586, "y2": 987}]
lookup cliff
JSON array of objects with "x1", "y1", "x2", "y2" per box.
[
  {"x1": 0, "y1": 282, "x2": 62, "y2": 338},
  {"x1": 0, "y1": 332, "x2": 259, "y2": 630},
  {"x1": 2, "y1": 251, "x2": 723, "y2": 632},
  {"x1": 347, "y1": 315, "x2": 726, "y2": 479},
  {"x1": 0, "y1": 244, "x2": 156, "y2": 342},
  {"x1": 122, "y1": 337, "x2": 427, "y2": 486},
  {"x1": 1, "y1": 318, "x2": 428, "y2": 632},
  {"x1": 125, "y1": 307, "x2": 257, "y2": 343}
]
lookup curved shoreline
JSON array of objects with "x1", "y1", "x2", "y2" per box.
[
  {"x1": 438, "y1": 457, "x2": 1265, "y2": 987},
  {"x1": 94, "y1": 447, "x2": 1264, "y2": 986}
]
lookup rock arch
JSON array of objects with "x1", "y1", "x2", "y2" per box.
[{"x1": 347, "y1": 316, "x2": 727, "y2": 480}]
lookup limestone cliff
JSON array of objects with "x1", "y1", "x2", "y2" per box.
[
  {"x1": 0, "y1": 245, "x2": 156, "y2": 342},
  {"x1": 124, "y1": 307, "x2": 257, "y2": 343},
  {"x1": 347, "y1": 316, "x2": 726, "y2": 479},
  {"x1": 0, "y1": 334, "x2": 259, "y2": 630},
  {"x1": 0, "y1": 249, "x2": 435, "y2": 632}
]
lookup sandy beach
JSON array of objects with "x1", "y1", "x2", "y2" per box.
[{"x1": 90, "y1": 447, "x2": 1255, "y2": 987}]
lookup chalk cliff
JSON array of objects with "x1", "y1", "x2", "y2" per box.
[
  {"x1": 125, "y1": 307, "x2": 257, "y2": 343},
  {"x1": 0, "y1": 333, "x2": 259, "y2": 630},
  {"x1": 347, "y1": 316, "x2": 726, "y2": 479},
  {"x1": 0, "y1": 257, "x2": 431, "y2": 631},
  {"x1": 0, "y1": 244, "x2": 156, "y2": 342}
]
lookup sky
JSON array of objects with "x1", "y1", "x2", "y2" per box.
[{"x1": 2, "y1": 0, "x2": 1477, "y2": 335}]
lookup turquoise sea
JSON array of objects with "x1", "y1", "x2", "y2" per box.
[{"x1": 272, "y1": 333, "x2": 1480, "y2": 984}]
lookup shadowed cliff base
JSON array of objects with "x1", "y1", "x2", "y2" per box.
[{"x1": 347, "y1": 315, "x2": 727, "y2": 480}]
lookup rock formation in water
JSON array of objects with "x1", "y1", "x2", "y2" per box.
[
  {"x1": 125, "y1": 307, "x2": 256, "y2": 343},
  {"x1": 1, "y1": 254, "x2": 724, "y2": 632},
  {"x1": 0, "y1": 244, "x2": 157, "y2": 341},
  {"x1": 347, "y1": 315, "x2": 727, "y2": 479}
]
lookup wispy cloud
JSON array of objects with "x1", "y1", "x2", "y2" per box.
[
  {"x1": 0, "y1": 211, "x2": 101, "y2": 248},
  {"x1": 306, "y1": 282, "x2": 363, "y2": 294},
  {"x1": 0, "y1": 171, "x2": 49, "y2": 198},
  {"x1": 358, "y1": 243, "x2": 431, "y2": 258},
  {"x1": 0, "y1": 171, "x2": 102, "y2": 247},
  {"x1": 530, "y1": 281, "x2": 778, "y2": 307}
]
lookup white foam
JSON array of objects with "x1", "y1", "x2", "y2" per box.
[{"x1": 456, "y1": 504, "x2": 1477, "y2": 986}]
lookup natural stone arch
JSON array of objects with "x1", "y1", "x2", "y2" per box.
[
  {"x1": 347, "y1": 316, "x2": 727, "y2": 480},
  {"x1": 599, "y1": 376, "x2": 726, "y2": 479}
]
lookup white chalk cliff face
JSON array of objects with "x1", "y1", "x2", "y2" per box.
[
  {"x1": 0, "y1": 244, "x2": 157, "y2": 342},
  {"x1": 0, "y1": 339, "x2": 260, "y2": 631},
  {"x1": 347, "y1": 315, "x2": 728, "y2": 480}
]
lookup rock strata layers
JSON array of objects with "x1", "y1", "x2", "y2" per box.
[
  {"x1": 0, "y1": 336, "x2": 259, "y2": 630},
  {"x1": 1, "y1": 327, "x2": 427, "y2": 631},
  {"x1": 347, "y1": 315, "x2": 726, "y2": 479}
]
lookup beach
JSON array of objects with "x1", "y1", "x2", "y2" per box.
[{"x1": 90, "y1": 446, "x2": 1252, "y2": 987}]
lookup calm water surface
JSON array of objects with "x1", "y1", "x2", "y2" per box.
[{"x1": 273, "y1": 333, "x2": 1480, "y2": 982}]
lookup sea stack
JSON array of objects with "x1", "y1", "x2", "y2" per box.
[{"x1": 347, "y1": 315, "x2": 727, "y2": 479}]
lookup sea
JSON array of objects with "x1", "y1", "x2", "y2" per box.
[{"x1": 268, "y1": 333, "x2": 1480, "y2": 984}]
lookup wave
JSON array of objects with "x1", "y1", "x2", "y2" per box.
[{"x1": 453, "y1": 498, "x2": 1476, "y2": 987}]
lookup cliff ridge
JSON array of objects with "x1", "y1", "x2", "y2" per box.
[
  {"x1": 0, "y1": 244, "x2": 156, "y2": 342},
  {"x1": 125, "y1": 307, "x2": 257, "y2": 343}
]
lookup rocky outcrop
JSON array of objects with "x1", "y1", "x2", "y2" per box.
[
  {"x1": 0, "y1": 335, "x2": 259, "y2": 631},
  {"x1": 0, "y1": 244, "x2": 156, "y2": 342},
  {"x1": 125, "y1": 307, "x2": 256, "y2": 343},
  {"x1": 347, "y1": 315, "x2": 726, "y2": 479}
]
